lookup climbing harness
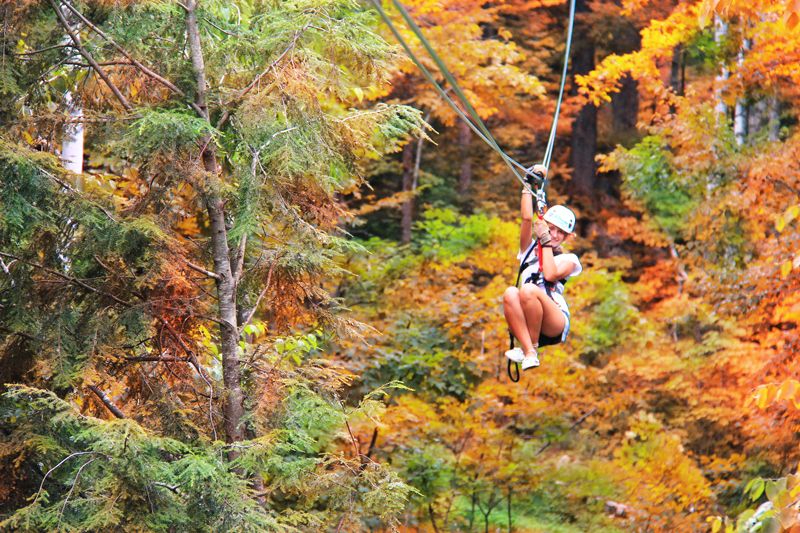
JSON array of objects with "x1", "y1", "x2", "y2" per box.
[
  {"x1": 507, "y1": 233, "x2": 567, "y2": 381},
  {"x1": 369, "y1": 0, "x2": 577, "y2": 381}
]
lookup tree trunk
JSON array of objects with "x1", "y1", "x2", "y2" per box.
[
  {"x1": 506, "y1": 488, "x2": 512, "y2": 533},
  {"x1": 61, "y1": 94, "x2": 84, "y2": 180},
  {"x1": 458, "y1": 119, "x2": 473, "y2": 195},
  {"x1": 748, "y1": 98, "x2": 767, "y2": 139},
  {"x1": 400, "y1": 141, "x2": 415, "y2": 244},
  {"x1": 468, "y1": 489, "x2": 477, "y2": 531},
  {"x1": 569, "y1": 0, "x2": 597, "y2": 197},
  {"x1": 669, "y1": 44, "x2": 684, "y2": 97},
  {"x1": 734, "y1": 39, "x2": 751, "y2": 146},
  {"x1": 205, "y1": 195, "x2": 245, "y2": 445},
  {"x1": 57, "y1": 12, "x2": 84, "y2": 185},
  {"x1": 428, "y1": 502, "x2": 440, "y2": 533},
  {"x1": 768, "y1": 95, "x2": 780, "y2": 141},
  {"x1": 714, "y1": 16, "x2": 729, "y2": 119},
  {"x1": 733, "y1": 100, "x2": 748, "y2": 146},
  {"x1": 185, "y1": 0, "x2": 245, "y2": 448},
  {"x1": 611, "y1": 74, "x2": 638, "y2": 135}
]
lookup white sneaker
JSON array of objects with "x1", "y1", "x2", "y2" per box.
[
  {"x1": 504, "y1": 347, "x2": 525, "y2": 363},
  {"x1": 521, "y1": 354, "x2": 540, "y2": 370}
]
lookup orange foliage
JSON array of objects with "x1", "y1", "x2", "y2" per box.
[{"x1": 381, "y1": 0, "x2": 546, "y2": 126}]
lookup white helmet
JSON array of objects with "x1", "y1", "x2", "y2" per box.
[{"x1": 543, "y1": 205, "x2": 576, "y2": 234}]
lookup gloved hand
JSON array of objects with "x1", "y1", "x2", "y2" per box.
[
  {"x1": 533, "y1": 218, "x2": 551, "y2": 245},
  {"x1": 525, "y1": 164, "x2": 547, "y2": 189}
]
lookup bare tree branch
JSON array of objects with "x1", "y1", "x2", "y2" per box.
[
  {"x1": 151, "y1": 481, "x2": 181, "y2": 494},
  {"x1": 88, "y1": 385, "x2": 125, "y2": 419},
  {"x1": 33, "y1": 451, "x2": 105, "y2": 506},
  {"x1": 124, "y1": 355, "x2": 188, "y2": 363},
  {"x1": 60, "y1": 1, "x2": 206, "y2": 117},
  {"x1": 216, "y1": 25, "x2": 311, "y2": 129},
  {"x1": 184, "y1": 259, "x2": 221, "y2": 280},
  {"x1": 13, "y1": 43, "x2": 69, "y2": 56},
  {"x1": 238, "y1": 257, "x2": 277, "y2": 335},
  {"x1": 39, "y1": 166, "x2": 117, "y2": 222},
  {"x1": 0, "y1": 251, "x2": 131, "y2": 306},
  {"x1": 57, "y1": 457, "x2": 97, "y2": 526},
  {"x1": 202, "y1": 16, "x2": 239, "y2": 37},
  {"x1": 63, "y1": 60, "x2": 134, "y2": 68},
  {"x1": 50, "y1": 0, "x2": 132, "y2": 112},
  {"x1": 232, "y1": 234, "x2": 247, "y2": 285}
]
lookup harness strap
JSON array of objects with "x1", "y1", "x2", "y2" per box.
[
  {"x1": 507, "y1": 240, "x2": 568, "y2": 382},
  {"x1": 507, "y1": 340, "x2": 520, "y2": 383},
  {"x1": 508, "y1": 241, "x2": 540, "y2": 382}
]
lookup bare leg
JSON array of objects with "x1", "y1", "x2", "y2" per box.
[
  {"x1": 503, "y1": 287, "x2": 536, "y2": 354},
  {"x1": 525, "y1": 285, "x2": 567, "y2": 338},
  {"x1": 519, "y1": 285, "x2": 543, "y2": 351}
]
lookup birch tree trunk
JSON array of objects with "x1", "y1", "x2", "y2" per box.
[
  {"x1": 714, "y1": 17, "x2": 729, "y2": 119},
  {"x1": 61, "y1": 95, "x2": 84, "y2": 178},
  {"x1": 58, "y1": 12, "x2": 84, "y2": 185},
  {"x1": 734, "y1": 39, "x2": 751, "y2": 146}
]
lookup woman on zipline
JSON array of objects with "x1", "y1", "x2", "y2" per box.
[{"x1": 503, "y1": 165, "x2": 582, "y2": 370}]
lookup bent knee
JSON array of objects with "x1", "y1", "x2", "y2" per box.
[
  {"x1": 503, "y1": 286, "x2": 520, "y2": 304},
  {"x1": 519, "y1": 284, "x2": 544, "y2": 301}
]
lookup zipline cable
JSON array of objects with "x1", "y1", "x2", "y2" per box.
[
  {"x1": 371, "y1": 0, "x2": 577, "y2": 190},
  {"x1": 368, "y1": 0, "x2": 535, "y2": 191},
  {"x1": 541, "y1": 0, "x2": 577, "y2": 174},
  {"x1": 387, "y1": 0, "x2": 516, "y2": 169},
  {"x1": 371, "y1": 0, "x2": 577, "y2": 382}
]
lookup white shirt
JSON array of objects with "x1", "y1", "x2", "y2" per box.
[{"x1": 517, "y1": 242, "x2": 582, "y2": 316}]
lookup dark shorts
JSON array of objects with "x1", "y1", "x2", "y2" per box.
[{"x1": 538, "y1": 310, "x2": 570, "y2": 347}]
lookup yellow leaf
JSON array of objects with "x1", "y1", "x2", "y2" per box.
[
  {"x1": 785, "y1": 205, "x2": 800, "y2": 225},
  {"x1": 22, "y1": 131, "x2": 34, "y2": 145},
  {"x1": 776, "y1": 216, "x2": 786, "y2": 233},
  {"x1": 755, "y1": 386, "x2": 770, "y2": 410},
  {"x1": 776, "y1": 380, "x2": 800, "y2": 403},
  {"x1": 781, "y1": 261, "x2": 793, "y2": 279},
  {"x1": 353, "y1": 87, "x2": 364, "y2": 102},
  {"x1": 698, "y1": 0, "x2": 717, "y2": 28},
  {"x1": 789, "y1": 475, "x2": 800, "y2": 498}
]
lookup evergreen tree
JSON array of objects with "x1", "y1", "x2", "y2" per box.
[{"x1": 1, "y1": 0, "x2": 423, "y2": 529}]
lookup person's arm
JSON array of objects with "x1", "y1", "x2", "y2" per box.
[
  {"x1": 533, "y1": 219, "x2": 574, "y2": 282},
  {"x1": 539, "y1": 247, "x2": 576, "y2": 282},
  {"x1": 519, "y1": 165, "x2": 547, "y2": 253},
  {"x1": 520, "y1": 189, "x2": 534, "y2": 253}
]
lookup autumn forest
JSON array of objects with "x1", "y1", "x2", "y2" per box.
[{"x1": 1, "y1": 0, "x2": 800, "y2": 531}]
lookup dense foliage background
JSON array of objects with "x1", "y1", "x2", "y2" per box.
[{"x1": 1, "y1": 0, "x2": 799, "y2": 531}]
